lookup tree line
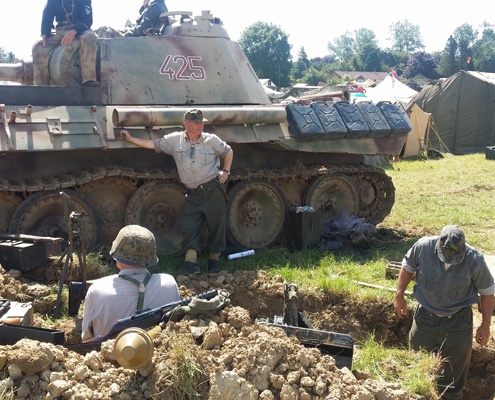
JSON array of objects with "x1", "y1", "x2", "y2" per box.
[{"x1": 239, "y1": 20, "x2": 495, "y2": 88}]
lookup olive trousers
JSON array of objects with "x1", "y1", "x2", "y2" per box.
[
  {"x1": 182, "y1": 179, "x2": 227, "y2": 255},
  {"x1": 409, "y1": 304, "x2": 473, "y2": 400}
]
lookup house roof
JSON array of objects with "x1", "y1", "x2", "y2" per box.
[{"x1": 332, "y1": 71, "x2": 390, "y2": 82}]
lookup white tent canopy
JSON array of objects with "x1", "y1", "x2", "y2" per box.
[{"x1": 365, "y1": 74, "x2": 418, "y2": 105}]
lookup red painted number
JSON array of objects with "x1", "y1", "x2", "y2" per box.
[{"x1": 159, "y1": 55, "x2": 206, "y2": 80}]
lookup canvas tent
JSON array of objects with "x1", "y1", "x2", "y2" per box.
[
  {"x1": 402, "y1": 103, "x2": 432, "y2": 158},
  {"x1": 412, "y1": 70, "x2": 495, "y2": 153},
  {"x1": 365, "y1": 74, "x2": 418, "y2": 105}
]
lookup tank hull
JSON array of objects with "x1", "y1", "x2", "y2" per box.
[{"x1": 0, "y1": 10, "x2": 410, "y2": 254}]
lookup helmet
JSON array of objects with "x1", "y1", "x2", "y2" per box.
[{"x1": 110, "y1": 225, "x2": 159, "y2": 267}]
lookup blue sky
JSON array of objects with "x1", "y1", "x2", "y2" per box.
[{"x1": 0, "y1": 0, "x2": 492, "y2": 60}]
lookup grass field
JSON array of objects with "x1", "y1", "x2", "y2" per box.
[{"x1": 144, "y1": 152, "x2": 495, "y2": 398}]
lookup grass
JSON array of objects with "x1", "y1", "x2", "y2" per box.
[
  {"x1": 353, "y1": 333, "x2": 441, "y2": 398},
  {"x1": 46, "y1": 152, "x2": 493, "y2": 398}
]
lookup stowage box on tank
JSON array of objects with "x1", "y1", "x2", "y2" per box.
[{"x1": 0, "y1": 10, "x2": 411, "y2": 254}]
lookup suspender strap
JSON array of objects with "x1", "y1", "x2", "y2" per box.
[{"x1": 119, "y1": 273, "x2": 152, "y2": 313}]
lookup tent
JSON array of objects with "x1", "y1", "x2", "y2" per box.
[
  {"x1": 365, "y1": 74, "x2": 418, "y2": 105},
  {"x1": 402, "y1": 103, "x2": 432, "y2": 158},
  {"x1": 411, "y1": 70, "x2": 495, "y2": 153}
]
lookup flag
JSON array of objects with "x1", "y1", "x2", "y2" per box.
[{"x1": 391, "y1": 68, "x2": 399, "y2": 80}]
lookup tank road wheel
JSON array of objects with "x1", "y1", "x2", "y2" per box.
[
  {"x1": 77, "y1": 177, "x2": 137, "y2": 249},
  {"x1": 125, "y1": 180, "x2": 185, "y2": 254},
  {"x1": 304, "y1": 174, "x2": 358, "y2": 224},
  {"x1": 0, "y1": 192, "x2": 23, "y2": 233},
  {"x1": 227, "y1": 179, "x2": 287, "y2": 249},
  {"x1": 9, "y1": 190, "x2": 99, "y2": 255},
  {"x1": 355, "y1": 171, "x2": 395, "y2": 224}
]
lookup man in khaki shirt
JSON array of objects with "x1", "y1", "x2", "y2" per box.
[{"x1": 121, "y1": 109, "x2": 233, "y2": 275}]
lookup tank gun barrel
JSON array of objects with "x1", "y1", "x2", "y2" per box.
[
  {"x1": 112, "y1": 106, "x2": 287, "y2": 128},
  {"x1": 0, "y1": 61, "x2": 33, "y2": 85}
]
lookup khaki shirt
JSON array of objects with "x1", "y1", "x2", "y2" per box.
[{"x1": 154, "y1": 131, "x2": 231, "y2": 189}]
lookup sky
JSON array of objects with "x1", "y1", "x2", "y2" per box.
[{"x1": 0, "y1": 0, "x2": 492, "y2": 61}]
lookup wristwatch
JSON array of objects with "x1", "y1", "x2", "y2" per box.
[{"x1": 223, "y1": 169, "x2": 230, "y2": 175}]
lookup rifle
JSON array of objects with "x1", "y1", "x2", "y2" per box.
[
  {"x1": 103, "y1": 289, "x2": 219, "y2": 340},
  {"x1": 67, "y1": 289, "x2": 222, "y2": 354}
]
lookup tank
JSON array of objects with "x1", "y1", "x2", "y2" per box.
[{"x1": 0, "y1": 10, "x2": 410, "y2": 254}]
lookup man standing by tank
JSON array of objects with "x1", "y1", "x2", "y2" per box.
[
  {"x1": 125, "y1": 0, "x2": 168, "y2": 37},
  {"x1": 33, "y1": 0, "x2": 99, "y2": 87},
  {"x1": 121, "y1": 109, "x2": 233, "y2": 275},
  {"x1": 394, "y1": 225, "x2": 494, "y2": 399},
  {"x1": 82, "y1": 224, "x2": 180, "y2": 342}
]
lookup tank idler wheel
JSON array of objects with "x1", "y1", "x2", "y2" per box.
[
  {"x1": 9, "y1": 189, "x2": 99, "y2": 255},
  {"x1": 355, "y1": 171, "x2": 395, "y2": 224},
  {"x1": 125, "y1": 180, "x2": 185, "y2": 255},
  {"x1": 77, "y1": 177, "x2": 137, "y2": 249},
  {"x1": 304, "y1": 174, "x2": 358, "y2": 224},
  {"x1": 227, "y1": 179, "x2": 287, "y2": 249},
  {"x1": 0, "y1": 192, "x2": 23, "y2": 233}
]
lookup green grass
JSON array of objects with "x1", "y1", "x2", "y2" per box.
[
  {"x1": 55, "y1": 152, "x2": 493, "y2": 398},
  {"x1": 353, "y1": 333, "x2": 441, "y2": 398}
]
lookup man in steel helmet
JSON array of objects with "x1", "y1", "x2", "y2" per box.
[{"x1": 81, "y1": 224, "x2": 180, "y2": 342}]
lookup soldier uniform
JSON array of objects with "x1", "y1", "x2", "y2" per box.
[
  {"x1": 125, "y1": 0, "x2": 168, "y2": 37},
  {"x1": 33, "y1": 0, "x2": 98, "y2": 87},
  {"x1": 81, "y1": 225, "x2": 180, "y2": 342}
]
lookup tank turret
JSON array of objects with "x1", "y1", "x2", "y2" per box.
[{"x1": 0, "y1": 10, "x2": 410, "y2": 254}]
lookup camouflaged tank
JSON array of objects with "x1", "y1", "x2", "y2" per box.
[{"x1": 0, "y1": 10, "x2": 411, "y2": 254}]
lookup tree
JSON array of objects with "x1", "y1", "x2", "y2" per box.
[
  {"x1": 0, "y1": 48, "x2": 18, "y2": 63},
  {"x1": 238, "y1": 22, "x2": 292, "y2": 87},
  {"x1": 327, "y1": 32, "x2": 356, "y2": 64},
  {"x1": 472, "y1": 23, "x2": 495, "y2": 72},
  {"x1": 438, "y1": 35, "x2": 458, "y2": 77},
  {"x1": 453, "y1": 23, "x2": 478, "y2": 71},
  {"x1": 291, "y1": 47, "x2": 310, "y2": 80},
  {"x1": 403, "y1": 51, "x2": 438, "y2": 79},
  {"x1": 388, "y1": 20, "x2": 424, "y2": 53},
  {"x1": 301, "y1": 67, "x2": 328, "y2": 86},
  {"x1": 354, "y1": 28, "x2": 379, "y2": 54},
  {"x1": 361, "y1": 46, "x2": 382, "y2": 72}
]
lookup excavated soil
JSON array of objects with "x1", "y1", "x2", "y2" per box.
[{"x1": 0, "y1": 266, "x2": 494, "y2": 400}]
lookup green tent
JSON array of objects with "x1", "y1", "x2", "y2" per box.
[{"x1": 412, "y1": 70, "x2": 495, "y2": 153}]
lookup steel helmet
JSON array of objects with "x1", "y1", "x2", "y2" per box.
[{"x1": 110, "y1": 225, "x2": 159, "y2": 267}]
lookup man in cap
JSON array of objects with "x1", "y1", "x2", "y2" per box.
[
  {"x1": 33, "y1": 0, "x2": 99, "y2": 87},
  {"x1": 120, "y1": 108, "x2": 233, "y2": 275},
  {"x1": 81, "y1": 225, "x2": 180, "y2": 342},
  {"x1": 394, "y1": 225, "x2": 494, "y2": 399}
]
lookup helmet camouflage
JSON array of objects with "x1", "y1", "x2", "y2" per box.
[{"x1": 110, "y1": 225, "x2": 159, "y2": 267}]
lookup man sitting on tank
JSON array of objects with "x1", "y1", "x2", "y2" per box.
[
  {"x1": 125, "y1": 0, "x2": 168, "y2": 37},
  {"x1": 33, "y1": 0, "x2": 99, "y2": 87},
  {"x1": 81, "y1": 224, "x2": 180, "y2": 342}
]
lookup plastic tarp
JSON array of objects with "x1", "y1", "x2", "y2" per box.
[
  {"x1": 412, "y1": 71, "x2": 495, "y2": 153},
  {"x1": 365, "y1": 74, "x2": 418, "y2": 105}
]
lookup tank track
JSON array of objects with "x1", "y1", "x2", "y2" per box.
[{"x1": 0, "y1": 162, "x2": 394, "y2": 225}]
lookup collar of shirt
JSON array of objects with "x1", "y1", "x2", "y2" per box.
[{"x1": 118, "y1": 267, "x2": 150, "y2": 276}]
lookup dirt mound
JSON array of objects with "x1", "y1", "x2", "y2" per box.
[{"x1": 1, "y1": 268, "x2": 494, "y2": 399}]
